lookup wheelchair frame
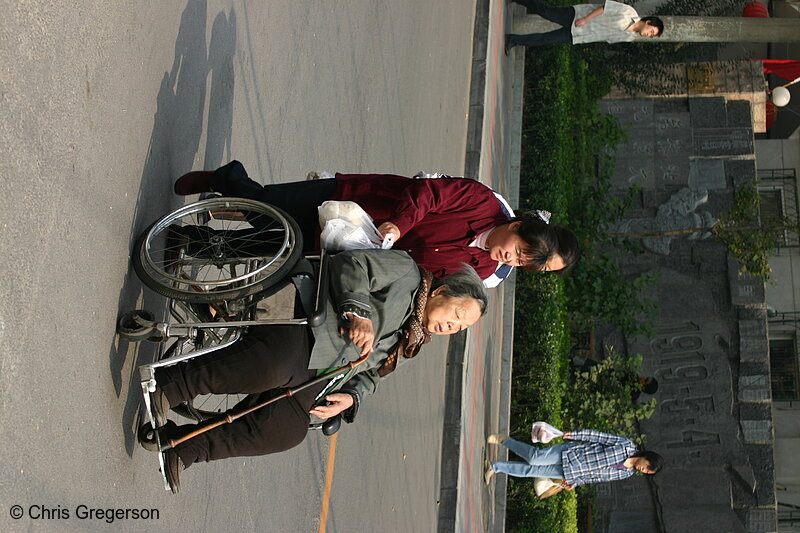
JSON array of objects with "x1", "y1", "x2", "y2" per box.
[{"x1": 119, "y1": 197, "x2": 345, "y2": 492}]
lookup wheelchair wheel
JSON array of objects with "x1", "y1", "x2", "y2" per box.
[{"x1": 133, "y1": 198, "x2": 303, "y2": 303}]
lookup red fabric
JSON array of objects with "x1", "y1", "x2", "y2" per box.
[
  {"x1": 759, "y1": 59, "x2": 800, "y2": 83},
  {"x1": 765, "y1": 100, "x2": 777, "y2": 130},
  {"x1": 331, "y1": 174, "x2": 509, "y2": 279},
  {"x1": 742, "y1": 2, "x2": 769, "y2": 18}
]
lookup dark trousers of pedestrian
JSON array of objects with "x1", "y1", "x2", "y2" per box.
[
  {"x1": 155, "y1": 324, "x2": 326, "y2": 467},
  {"x1": 509, "y1": 0, "x2": 575, "y2": 47},
  {"x1": 210, "y1": 160, "x2": 338, "y2": 251}
]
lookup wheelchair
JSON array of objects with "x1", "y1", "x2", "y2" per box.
[{"x1": 118, "y1": 196, "x2": 349, "y2": 492}]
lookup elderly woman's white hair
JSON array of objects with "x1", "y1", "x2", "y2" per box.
[{"x1": 436, "y1": 264, "x2": 489, "y2": 315}]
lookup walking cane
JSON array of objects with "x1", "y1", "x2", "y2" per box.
[{"x1": 160, "y1": 350, "x2": 372, "y2": 451}]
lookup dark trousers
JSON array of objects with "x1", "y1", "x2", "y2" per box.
[
  {"x1": 509, "y1": 0, "x2": 575, "y2": 47},
  {"x1": 210, "y1": 160, "x2": 338, "y2": 251},
  {"x1": 156, "y1": 324, "x2": 326, "y2": 466}
]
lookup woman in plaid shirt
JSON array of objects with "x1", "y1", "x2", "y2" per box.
[{"x1": 485, "y1": 429, "x2": 663, "y2": 489}]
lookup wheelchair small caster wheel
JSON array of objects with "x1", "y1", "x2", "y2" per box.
[
  {"x1": 117, "y1": 310, "x2": 156, "y2": 341},
  {"x1": 138, "y1": 421, "x2": 178, "y2": 452},
  {"x1": 138, "y1": 421, "x2": 159, "y2": 452}
]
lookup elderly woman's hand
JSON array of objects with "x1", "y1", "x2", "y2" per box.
[
  {"x1": 309, "y1": 394, "x2": 354, "y2": 419},
  {"x1": 341, "y1": 314, "x2": 375, "y2": 356}
]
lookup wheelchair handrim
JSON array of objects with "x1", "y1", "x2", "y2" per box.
[{"x1": 143, "y1": 197, "x2": 295, "y2": 288}]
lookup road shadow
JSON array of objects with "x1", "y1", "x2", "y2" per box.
[
  {"x1": 205, "y1": 9, "x2": 237, "y2": 169},
  {"x1": 107, "y1": 0, "x2": 238, "y2": 457}
]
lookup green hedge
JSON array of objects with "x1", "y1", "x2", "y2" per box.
[
  {"x1": 508, "y1": 32, "x2": 628, "y2": 531},
  {"x1": 507, "y1": 273, "x2": 576, "y2": 533},
  {"x1": 508, "y1": 44, "x2": 585, "y2": 532}
]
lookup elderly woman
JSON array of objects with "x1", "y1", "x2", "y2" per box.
[
  {"x1": 173, "y1": 160, "x2": 580, "y2": 287},
  {"x1": 152, "y1": 248, "x2": 489, "y2": 492}
]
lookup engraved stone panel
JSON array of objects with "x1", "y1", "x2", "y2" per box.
[
  {"x1": 601, "y1": 99, "x2": 654, "y2": 129},
  {"x1": 655, "y1": 113, "x2": 691, "y2": 159},
  {"x1": 728, "y1": 256, "x2": 766, "y2": 306},
  {"x1": 727, "y1": 159, "x2": 757, "y2": 187},
  {"x1": 727, "y1": 100, "x2": 752, "y2": 127},
  {"x1": 597, "y1": 84, "x2": 769, "y2": 533},
  {"x1": 693, "y1": 128, "x2": 754, "y2": 157},
  {"x1": 635, "y1": 313, "x2": 736, "y2": 465},
  {"x1": 745, "y1": 509, "x2": 776, "y2": 533},
  {"x1": 738, "y1": 375, "x2": 770, "y2": 402},
  {"x1": 611, "y1": 156, "x2": 656, "y2": 190},
  {"x1": 741, "y1": 420, "x2": 772, "y2": 444},
  {"x1": 617, "y1": 130, "x2": 656, "y2": 157},
  {"x1": 654, "y1": 98, "x2": 689, "y2": 114},
  {"x1": 595, "y1": 481, "x2": 614, "y2": 501},
  {"x1": 655, "y1": 134, "x2": 690, "y2": 159},
  {"x1": 688, "y1": 159, "x2": 728, "y2": 191},
  {"x1": 739, "y1": 319, "x2": 768, "y2": 363},
  {"x1": 689, "y1": 97, "x2": 727, "y2": 128},
  {"x1": 609, "y1": 477, "x2": 652, "y2": 508},
  {"x1": 655, "y1": 113, "x2": 690, "y2": 132},
  {"x1": 655, "y1": 158, "x2": 690, "y2": 187}
]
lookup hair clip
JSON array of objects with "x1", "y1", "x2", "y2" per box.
[{"x1": 535, "y1": 210, "x2": 551, "y2": 224}]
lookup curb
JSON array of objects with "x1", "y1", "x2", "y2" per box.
[
  {"x1": 494, "y1": 31, "x2": 526, "y2": 533},
  {"x1": 437, "y1": 0, "x2": 526, "y2": 530},
  {"x1": 436, "y1": 0, "x2": 491, "y2": 527}
]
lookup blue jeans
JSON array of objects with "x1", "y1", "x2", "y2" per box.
[{"x1": 491, "y1": 438, "x2": 569, "y2": 478}]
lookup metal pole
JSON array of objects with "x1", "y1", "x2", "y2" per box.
[{"x1": 511, "y1": 16, "x2": 800, "y2": 43}]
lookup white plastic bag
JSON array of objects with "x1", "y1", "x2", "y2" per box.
[
  {"x1": 318, "y1": 201, "x2": 391, "y2": 252},
  {"x1": 530, "y1": 421, "x2": 564, "y2": 444},
  {"x1": 533, "y1": 477, "x2": 565, "y2": 499}
]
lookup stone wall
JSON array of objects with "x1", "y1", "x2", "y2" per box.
[
  {"x1": 605, "y1": 61, "x2": 767, "y2": 133},
  {"x1": 592, "y1": 94, "x2": 777, "y2": 533}
]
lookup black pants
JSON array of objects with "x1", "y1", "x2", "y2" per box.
[
  {"x1": 156, "y1": 324, "x2": 326, "y2": 466},
  {"x1": 171, "y1": 160, "x2": 337, "y2": 258},
  {"x1": 210, "y1": 160, "x2": 338, "y2": 251},
  {"x1": 509, "y1": 0, "x2": 575, "y2": 47}
]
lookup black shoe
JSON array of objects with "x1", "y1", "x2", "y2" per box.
[
  {"x1": 163, "y1": 448, "x2": 185, "y2": 494},
  {"x1": 174, "y1": 170, "x2": 214, "y2": 195},
  {"x1": 520, "y1": 0, "x2": 543, "y2": 14},
  {"x1": 151, "y1": 386, "x2": 171, "y2": 427}
]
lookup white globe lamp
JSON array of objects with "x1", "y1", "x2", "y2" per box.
[{"x1": 772, "y1": 86, "x2": 791, "y2": 107}]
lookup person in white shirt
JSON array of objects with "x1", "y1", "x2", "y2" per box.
[{"x1": 505, "y1": 0, "x2": 664, "y2": 53}]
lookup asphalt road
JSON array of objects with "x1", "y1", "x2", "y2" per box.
[{"x1": 0, "y1": 1, "x2": 477, "y2": 531}]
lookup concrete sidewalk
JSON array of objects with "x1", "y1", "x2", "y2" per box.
[{"x1": 437, "y1": 1, "x2": 527, "y2": 532}]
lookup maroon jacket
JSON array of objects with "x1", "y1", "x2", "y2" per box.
[{"x1": 331, "y1": 173, "x2": 511, "y2": 280}]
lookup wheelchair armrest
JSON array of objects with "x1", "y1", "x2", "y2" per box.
[{"x1": 308, "y1": 251, "x2": 329, "y2": 328}]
